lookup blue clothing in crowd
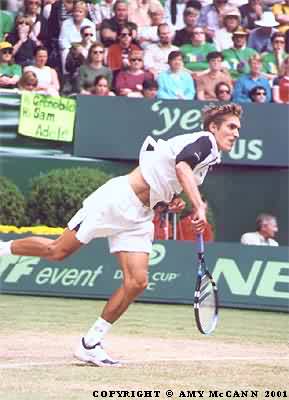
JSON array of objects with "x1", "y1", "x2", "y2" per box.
[
  {"x1": 232, "y1": 74, "x2": 272, "y2": 103},
  {"x1": 157, "y1": 70, "x2": 196, "y2": 100}
]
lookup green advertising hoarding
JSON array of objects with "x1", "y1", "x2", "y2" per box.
[
  {"x1": 1, "y1": 236, "x2": 288, "y2": 312},
  {"x1": 74, "y1": 96, "x2": 289, "y2": 167}
]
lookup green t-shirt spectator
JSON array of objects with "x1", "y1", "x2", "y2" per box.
[
  {"x1": 0, "y1": 63, "x2": 22, "y2": 78},
  {"x1": 180, "y1": 43, "x2": 216, "y2": 72},
  {"x1": 223, "y1": 47, "x2": 257, "y2": 80},
  {"x1": 262, "y1": 51, "x2": 288, "y2": 75},
  {"x1": 0, "y1": 11, "x2": 14, "y2": 41}
]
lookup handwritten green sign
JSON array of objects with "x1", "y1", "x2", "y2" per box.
[{"x1": 18, "y1": 92, "x2": 76, "y2": 142}]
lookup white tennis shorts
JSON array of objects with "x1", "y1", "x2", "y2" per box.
[{"x1": 67, "y1": 175, "x2": 154, "y2": 253}]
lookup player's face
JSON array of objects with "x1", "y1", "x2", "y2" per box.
[{"x1": 211, "y1": 115, "x2": 240, "y2": 152}]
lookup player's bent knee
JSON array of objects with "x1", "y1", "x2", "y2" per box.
[{"x1": 125, "y1": 276, "x2": 148, "y2": 294}]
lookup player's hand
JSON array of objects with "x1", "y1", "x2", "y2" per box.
[
  {"x1": 168, "y1": 197, "x2": 185, "y2": 213},
  {"x1": 191, "y1": 205, "x2": 207, "y2": 233}
]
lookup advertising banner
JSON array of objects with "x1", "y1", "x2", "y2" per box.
[
  {"x1": 74, "y1": 96, "x2": 289, "y2": 167},
  {"x1": 1, "y1": 235, "x2": 288, "y2": 312},
  {"x1": 18, "y1": 92, "x2": 76, "y2": 142}
]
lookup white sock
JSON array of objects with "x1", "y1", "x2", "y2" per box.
[
  {"x1": 83, "y1": 317, "x2": 112, "y2": 347},
  {"x1": 0, "y1": 241, "x2": 12, "y2": 256}
]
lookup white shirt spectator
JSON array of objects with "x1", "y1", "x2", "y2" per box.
[
  {"x1": 138, "y1": 25, "x2": 159, "y2": 49},
  {"x1": 214, "y1": 28, "x2": 234, "y2": 51},
  {"x1": 144, "y1": 43, "x2": 178, "y2": 77},
  {"x1": 241, "y1": 232, "x2": 279, "y2": 246}
]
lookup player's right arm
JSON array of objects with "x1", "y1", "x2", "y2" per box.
[{"x1": 175, "y1": 161, "x2": 207, "y2": 233}]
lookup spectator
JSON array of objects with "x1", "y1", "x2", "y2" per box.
[
  {"x1": 157, "y1": 50, "x2": 196, "y2": 99},
  {"x1": 164, "y1": 0, "x2": 194, "y2": 30},
  {"x1": 89, "y1": 0, "x2": 115, "y2": 30},
  {"x1": 115, "y1": 49, "x2": 153, "y2": 96},
  {"x1": 199, "y1": 0, "x2": 231, "y2": 40},
  {"x1": 78, "y1": 42, "x2": 112, "y2": 93},
  {"x1": 239, "y1": 0, "x2": 263, "y2": 30},
  {"x1": 17, "y1": 70, "x2": 38, "y2": 91},
  {"x1": 144, "y1": 23, "x2": 178, "y2": 78},
  {"x1": 76, "y1": 25, "x2": 96, "y2": 59},
  {"x1": 91, "y1": 75, "x2": 115, "y2": 96},
  {"x1": 196, "y1": 51, "x2": 232, "y2": 101},
  {"x1": 0, "y1": 10, "x2": 14, "y2": 41},
  {"x1": 173, "y1": 1, "x2": 202, "y2": 47},
  {"x1": 248, "y1": 85, "x2": 267, "y2": 102},
  {"x1": 128, "y1": 0, "x2": 164, "y2": 29},
  {"x1": 99, "y1": 24, "x2": 118, "y2": 48},
  {"x1": 59, "y1": 1, "x2": 96, "y2": 73},
  {"x1": 241, "y1": 214, "x2": 279, "y2": 246},
  {"x1": 213, "y1": 8, "x2": 241, "y2": 52},
  {"x1": 262, "y1": 32, "x2": 288, "y2": 81},
  {"x1": 25, "y1": 46, "x2": 60, "y2": 95},
  {"x1": 180, "y1": 25, "x2": 216, "y2": 76},
  {"x1": 101, "y1": 0, "x2": 129, "y2": 33},
  {"x1": 272, "y1": 0, "x2": 289, "y2": 34},
  {"x1": 272, "y1": 56, "x2": 289, "y2": 103},
  {"x1": 214, "y1": 81, "x2": 232, "y2": 101},
  {"x1": 6, "y1": 16, "x2": 37, "y2": 67},
  {"x1": 47, "y1": 0, "x2": 74, "y2": 44},
  {"x1": 138, "y1": 7, "x2": 165, "y2": 49},
  {"x1": 22, "y1": 0, "x2": 48, "y2": 46},
  {"x1": 248, "y1": 11, "x2": 279, "y2": 53},
  {"x1": 142, "y1": 78, "x2": 158, "y2": 98},
  {"x1": 233, "y1": 54, "x2": 272, "y2": 102},
  {"x1": 107, "y1": 24, "x2": 140, "y2": 72},
  {"x1": 0, "y1": 41, "x2": 22, "y2": 89},
  {"x1": 223, "y1": 26, "x2": 257, "y2": 80}
]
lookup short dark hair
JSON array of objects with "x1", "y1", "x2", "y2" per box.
[
  {"x1": 184, "y1": 0, "x2": 202, "y2": 12},
  {"x1": 271, "y1": 31, "x2": 285, "y2": 43},
  {"x1": 249, "y1": 85, "x2": 267, "y2": 101},
  {"x1": 207, "y1": 51, "x2": 224, "y2": 62},
  {"x1": 215, "y1": 81, "x2": 231, "y2": 96},
  {"x1": 168, "y1": 50, "x2": 183, "y2": 63}
]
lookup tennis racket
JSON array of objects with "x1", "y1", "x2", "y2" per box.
[{"x1": 194, "y1": 233, "x2": 219, "y2": 335}]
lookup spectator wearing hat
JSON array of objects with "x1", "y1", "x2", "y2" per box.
[
  {"x1": 239, "y1": 0, "x2": 264, "y2": 30},
  {"x1": 157, "y1": 50, "x2": 195, "y2": 99},
  {"x1": 180, "y1": 25, "x2": 216, "y2": 76},
  {"x1": 0, "y1": 41, "x2": 22, "y2": 89},
  {"x1": 248, "y1": 11, "x2": 279, "y2": 53},
  {"x1": 213, "y1": 8, "x2": 241, "y2": 52},
  {"x1": 214, "y1": 81, "x2": 232, "y2": 101},
  {"x1": 261, "y1": 32, "x2": 288, "y2": 80},
  {"x1": 173, "y1": 1, "x2": 202, "y2": 47},
  {"x1": 272, "y1": 0, "x2": 289, "y2": 34},
  {"x1": 223, "y1": 26, "x2": 257, "y2": 80},
  {"x1": 233, "y1": 53, "x2": 272, "y2": 102},
  {"x1": 196, "y1": 51, "x2": 232, "y2": 100}
]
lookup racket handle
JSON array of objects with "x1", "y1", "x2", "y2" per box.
[{"x1": 197, "y1": 233, "x2": 204, "y2": 254}]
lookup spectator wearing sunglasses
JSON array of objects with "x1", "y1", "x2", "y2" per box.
[
  {"x1": 115, "y1": 49, "x2": 153, "y2": 96},
  {"x1": 261, "y1": 32, "x2": 288, "y2": 81},
  {"x1": 214, "y1": 81, "x2": 232, "y2": 101},
  {"x1": 107, "y1": 24, "x2": 140, "y2": 71},
  {"x1": 248, "y1": 86, "x2": 267, "y2": 103},
  {"x1": 0, "y1": 41, "x2": 22, "y2": 89},
  {"x1": 6, "y1": 16, "x2": 37, "y2": 67},
  {"x1": 77, "y1": 42, "x2": 113, "y2": 93}
]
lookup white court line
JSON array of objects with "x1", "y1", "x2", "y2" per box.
[{"x1": 0, "y1": 357, "x2": 289, "y2": 369}]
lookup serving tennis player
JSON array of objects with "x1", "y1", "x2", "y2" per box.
[{"x1": 0, "y1": 103, "x2": 242, "y2": 366}]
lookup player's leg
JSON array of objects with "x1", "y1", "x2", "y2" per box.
[
  {"x1": 75, "y1": 251, "x2": 149, "y2": 366},
  {"x1": 0, "y1": 228, "x2": 82, "y2": 261}
]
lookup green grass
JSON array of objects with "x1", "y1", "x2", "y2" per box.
[{"x1": 0, "y1": 294, "x2": 288, "y2": 400}]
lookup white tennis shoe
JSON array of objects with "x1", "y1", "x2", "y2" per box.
[{"x1": 74, "y1": 338, "x2": 120, "y2": 367}]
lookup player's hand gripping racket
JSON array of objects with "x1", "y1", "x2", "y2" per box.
[{"x1": 194, "y1": 233, "x2": 219, "y2": 335}]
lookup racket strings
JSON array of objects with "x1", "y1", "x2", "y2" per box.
[{"x1": 198, "y1": 275, "x2": 217, "y2": 333}]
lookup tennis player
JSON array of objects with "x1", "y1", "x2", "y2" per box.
[{"x1": 0, "y1": 103, "x2": 242, "y2": 366}]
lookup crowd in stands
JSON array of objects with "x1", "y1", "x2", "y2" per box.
[{"x1": 1, "y1": 0, "x2": 289, "y2": 102}]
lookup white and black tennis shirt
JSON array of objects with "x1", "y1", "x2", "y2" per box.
[{"x1": 139, "y1": 131, "x2": 221, "y2": 208}]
